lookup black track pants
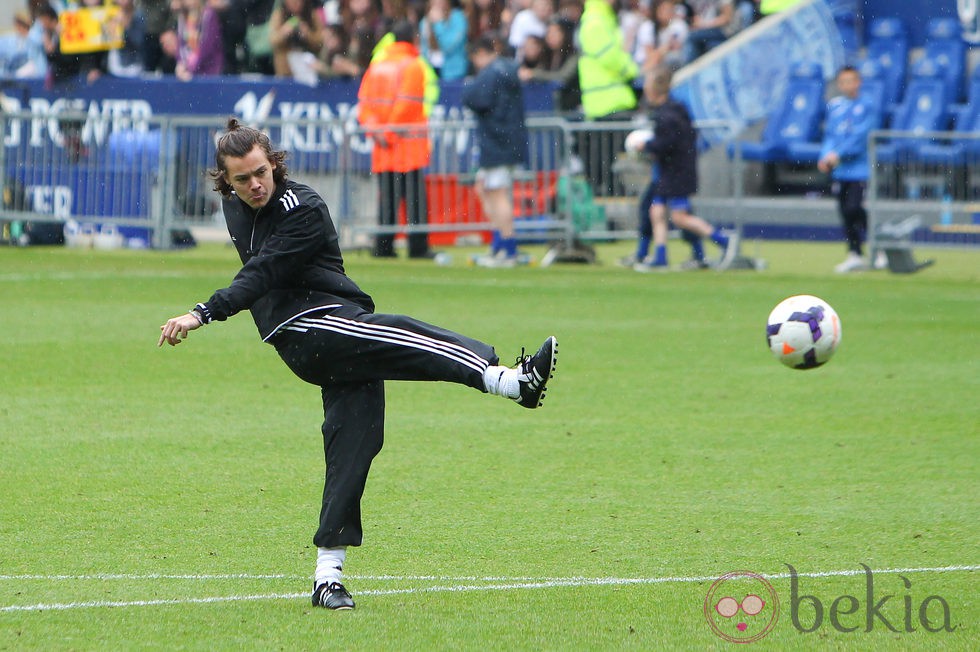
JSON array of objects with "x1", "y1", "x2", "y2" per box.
[
  {"x1": 272, "y1": 304, "x2": 499, "y2": 547},
  {"x1": 377, "y1": 169, "x2": 430, "y2": 258},
  {"x1": 836, "y1": 180, "x2": 867, "y2": 255}
]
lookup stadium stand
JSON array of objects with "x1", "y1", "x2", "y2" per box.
[
  {"x1": 855, "y1": 59, "x2": 890, "y2": 124},
  {"x1": 872, "y1": 69, "x2": 951, "y2": 200},
  {"x1": 730, "y1": 62, "x2": 825, "y2": 165},
  {"x1": 912, "y1": 67, "x2": 980, "y2": 165},
  {"x1": 856, "y1": 66, "x2": 889, "y2": 128},
  {"x1": 862, "y1": 17, "x2": 909, "y2": 108},
  {"x1": 727, "y1": 62, "x2": 825, "y2": 192},
  {"x1": 831, "y1": 5, "x2": 859, "y2": 56},
  {"x1": 909, "y1": 17, "x2": 966, "y2": 106},
  {"x1": 873, "y1": 74, "x2": 949, "y2": 163},
  {"x1": 896, "y1": 66, "x2": 980, "y2": 199}
]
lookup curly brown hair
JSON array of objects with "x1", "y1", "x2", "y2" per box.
[{"x1": 209, "y1": 118, "x2": 288, "y2": 197}]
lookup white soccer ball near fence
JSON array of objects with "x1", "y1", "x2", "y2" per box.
[{"x1": 624, "y1": 128, "x2": 653, "y2": 153}]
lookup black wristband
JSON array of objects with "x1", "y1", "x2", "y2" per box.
[{"x1": 194, "y1": 302, "x2": 213, "y2": 324}]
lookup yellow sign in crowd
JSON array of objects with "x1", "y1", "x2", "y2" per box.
[{"x1": 58, "y1": 3, "x2": 124, "y2": 54}]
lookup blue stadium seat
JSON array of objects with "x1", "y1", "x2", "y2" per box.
[
  {"x1": 951, "y1": 65, "x2": 980, "y2": 130},
  {"x1": 863, "y1": 18, "x2": 909, "y2": 107},
  {"x1": 868, "y1": 16, "x2": 906, "y2": 41},
  {"x1": 781, "y1": 140, "x2": 822, "y2": 166},
  {"x1": 911, "y1": 18, "x2": 966, "y2": 105},
  {"x1": 833, "y1": 10, "x2": 860, "y2": 57},
  {"x1": 730, "y1": 63, "x2": 825, "y2": 164},
  {"x1": 874, "y1": 76, "x2": 949, "y2": 164},
  {"x1": 854, "y1": 60, "x2": 889, "y2": 127},
  {"x1": 859, "y1": 77, "x2": 888, "y2": 128},
  {"x1": 909, "y1": 70, "x2": 980, "y2": 166},
  {"x1": 927, "y1": 17, "x2": 964, "y2": 42}
]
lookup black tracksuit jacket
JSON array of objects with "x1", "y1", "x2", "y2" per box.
[
  {"x1": 643, "y1": 98, "x2": 699, "y2": 198},
  {"x1": 200, "y1": 179, "x2": 374, "y2": 342}
]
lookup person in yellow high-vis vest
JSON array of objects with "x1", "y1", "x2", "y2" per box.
[
  {"x1": 371, "y1": 31, "x2": 440, "y2": 117},
  {"x1": 760, "y1": 0, "x2": 804, "y2": 15},
  {"x1": 576, "y1": 0, "x2": 638, "y2": 195},
  {"x1": 578, "y1": 0, "x2": 638, "y2": 120}
]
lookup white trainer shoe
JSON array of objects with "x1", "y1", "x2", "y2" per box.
[{"x1": 834, "y1": 252, "x2": 866, "y2": 273}]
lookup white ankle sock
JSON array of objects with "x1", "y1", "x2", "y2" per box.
[
  {"x1": 315, "y1": 546, "x2": 346, "y2": 587},
  {"x1": 483, "y1": 365, "x2": 519, "y2": 398}
]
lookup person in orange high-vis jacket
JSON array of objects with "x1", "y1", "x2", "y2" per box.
[{"x1": 357, "y1": 20, "x2": 434, "y2": 259}]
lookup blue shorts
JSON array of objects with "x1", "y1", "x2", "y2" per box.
[{"x1": 651, "y1": 196, "x2": 692, "y2": 211}]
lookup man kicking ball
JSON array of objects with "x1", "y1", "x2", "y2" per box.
[{"x1": 158, "y1": 119, "x2": 558, "y2": 610}]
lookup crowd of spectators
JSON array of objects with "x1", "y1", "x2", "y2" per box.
[{"x1": 0, "y1": 1, "x2": 761, "y2": 102}]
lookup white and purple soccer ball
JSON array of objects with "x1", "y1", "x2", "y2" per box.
[{"x1": 766, "y1": 295, "x2": 842, "y2": 369}]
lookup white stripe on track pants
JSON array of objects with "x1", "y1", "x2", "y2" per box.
[{"x1": 271, "y1": 304, "x2": 499, "y2": 547}]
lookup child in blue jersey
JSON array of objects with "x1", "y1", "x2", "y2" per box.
[
  {"x1": 818, "y1": 65, "x2": 877, "y2": 273},
  {"x1": 627, "y1": 65, "x2": 737, "y2": 271}
]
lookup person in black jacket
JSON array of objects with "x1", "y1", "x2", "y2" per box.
[
  {"x1": 462, "y1": 34, "x2": 529, "y2": 267},
  {"x1": 627, "y1": 65, "x2": 737, "y2": 271},
  {"x1": 158, "y1": 119, "x2": 558, "y2": 611}
]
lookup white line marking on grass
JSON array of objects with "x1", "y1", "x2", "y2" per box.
[
  {"x1": 0, "y1": 593, "x2": 310, "y2": 613},
  {"x1": 0, "y1": 574, "x2": 299, "y2": 581},
  {"x1": 1, "y1": 566, "x2": 978, "y2": 584},
  {"x1": 762, "y1": 564, "x2": 980, "y2": 580},
  {"x1": 0, "y1": 574, "x2": 653, "y2": 582},
  {"x1": 0, "y1": 271, "x2": 191, "y2": 282},
  {"x1": 1, "y1": 565, "x2": 976, "y2": 613}
]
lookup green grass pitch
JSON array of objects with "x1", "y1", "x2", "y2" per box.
[{"x1": 0, "y1": 239, "x2": 977, "y2": 650}]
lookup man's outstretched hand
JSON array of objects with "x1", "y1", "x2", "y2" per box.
[{"x1": 158, "y1": 313, "x2": 203, "y2": 347}]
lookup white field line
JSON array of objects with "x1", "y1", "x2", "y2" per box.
[
  {"x1": 1, "y1": 565, "x2": 976, "y2": 613},
  {"x1": 0, "y1": 271, "x2": 192, "y2": 282}
]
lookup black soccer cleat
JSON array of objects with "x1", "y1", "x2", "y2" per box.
[
  {"x1": 312, "y1": 582, "x2": 355, "y2": 610},
  {"x1": 513, "y1": 336, "x2": 558, "y2": 409}
]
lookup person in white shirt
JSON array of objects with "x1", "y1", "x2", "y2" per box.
[
  {"x1": 635, "y1": 0, "x2": 688, "y2": 71},
  {"x1": 0, "y1": 10, "x2": 47, "y2": 79},
  {"x1": 684, "y1": 0, "x2": 735, "y2": 62},
  {"x1": 619, "y1": 0, "x2": 645, "y2": 59},
  {"x1": 508, "y1": 0, "x2": 553, "y2": 57}
]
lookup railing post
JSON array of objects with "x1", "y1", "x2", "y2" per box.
[
  {"x1": 731, "y1": 129, "x2": 744, "y2": 240},
  {"x1": 0, "y1": 113, "x2": 7, "y2": 238},
  {"x1": 152, "y1": 116, "x2": 172, "y2": 249},
  {"x1": 338, "y1": 115, "x2": 352, "y2": 248},
  {"x1": 560, "y1": 118, "x2": 577, "y2": 250},
  {"x1": 867, "y1": 129, "x2": 879, "y2": 259}
]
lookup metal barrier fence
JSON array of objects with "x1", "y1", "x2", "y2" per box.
[
  {"x1": 0, "y1": 111, "x2": 577, "y2": 250},
  {"x1": 338, "y1": 115, "x2": 574, "y2": 251},
  {"x1": 0, "y1": 110, "x2": 745, "y2": 254},
  {"x1": 4, "y1": 110, "x2": 980, "y2": 255},
  {"x1": 0, "y1": 111, "x2": 234, "y2": 248}
]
